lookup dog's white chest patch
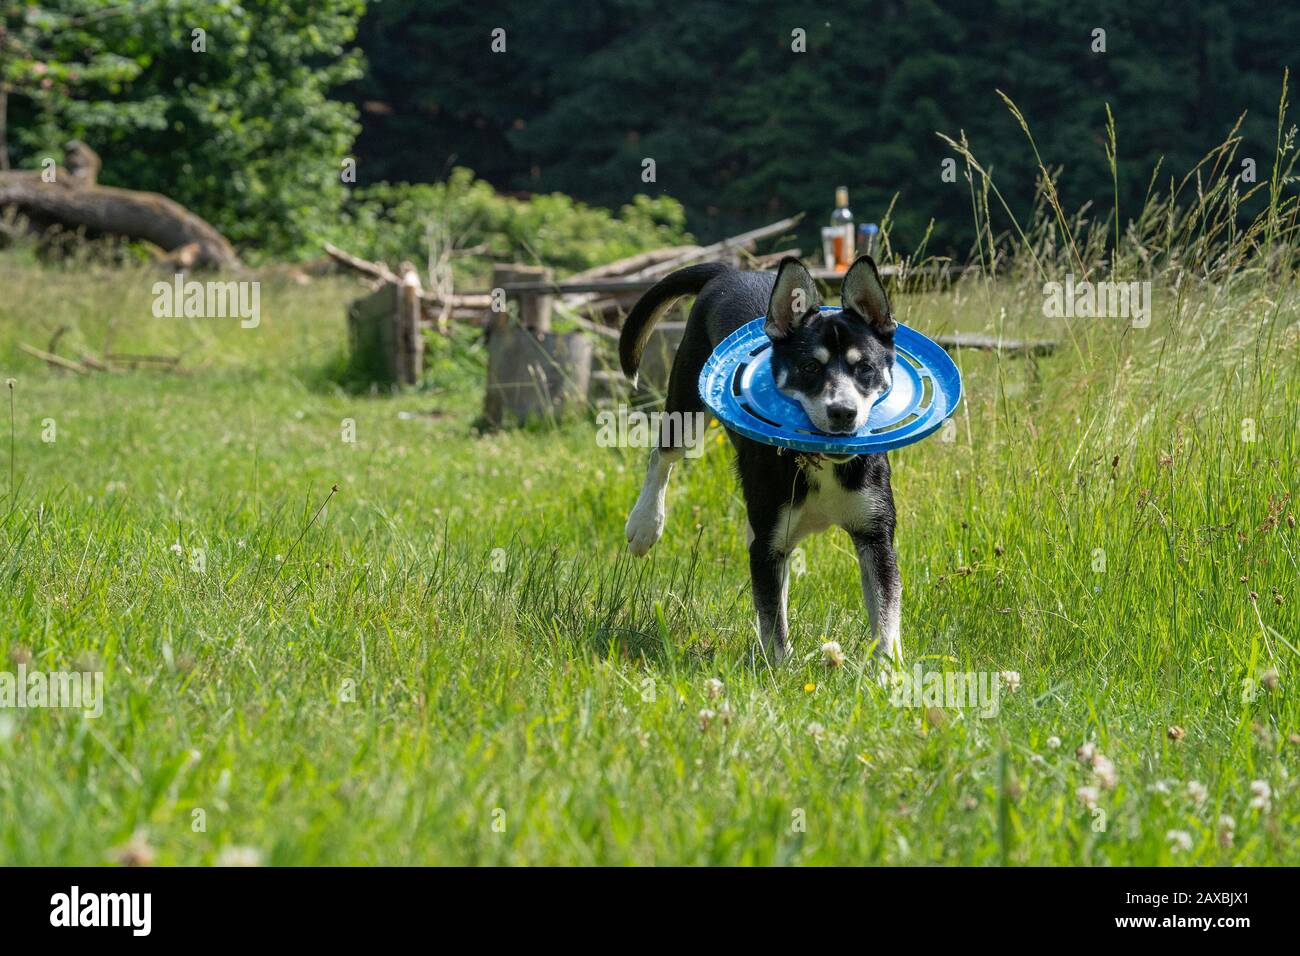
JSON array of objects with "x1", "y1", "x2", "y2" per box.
[{"x1": 770, "y1": 471, "x2": 882, "y2": 552}]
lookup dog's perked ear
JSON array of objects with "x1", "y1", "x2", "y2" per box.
[
  {"x1": 840, "y1": 255, "x2": 896, "y2": 335},
  {"x1": 764, "y1": 257, "x2": 821, "y2": 339}
]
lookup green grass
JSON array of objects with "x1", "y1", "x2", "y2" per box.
[
  {"x1": 0, "y1": 242, "x2": 1296, "y2": 865},
  {"x1": 2, "y1": 88, "x2": 1299, "y2": 865}
]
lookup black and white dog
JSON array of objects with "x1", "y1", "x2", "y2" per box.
[{"x1": 619, "y1": 255, "x2": 901, "y2": 666}]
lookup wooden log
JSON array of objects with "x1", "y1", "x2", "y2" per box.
[
  {"x1": 750, "y1": 248, "x2": 803, "y2": 268},
  {"x1": 442, "y1": 292, "x2": 492, "y2": 309},
  {"x1": 324, "y1": 241, "x2": 397, "y2": 283},
  {"x1": 105, "y1": 353, "x2": 182, "y2": 366},
  {"x1": 639, "y1": 215, "x2": 805, "y2": 277},
  {"x1": 934, "y1": 332, "x2": 1058, "y2": 356},
  {"x1": 567, "y1": 245, "x2": 702, "y2": 282},
  {"x1": 323, "y1": 242, "x2": 497, "y2": 317},
  {"x1": 76, "y1": 351, "x2": 113, "y2": 372},
  {"x1": 483, "y1": 327, "x2": 593, "y2": 428},
  {"x1": 462, "y1": 219, "x2": 805, "y2": 298},
  {"x1": 19, "y1": 342, "x2": 87, "y2": 374},
  {"x1": 0, "y1": 143, "x2": 240, "y2": 269}
]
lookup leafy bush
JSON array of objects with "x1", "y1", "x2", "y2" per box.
[{"x1": 329, "y1": 168, "x2": 691, "y2": 285}]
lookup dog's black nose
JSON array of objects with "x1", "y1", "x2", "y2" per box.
[{"x1": 826, "y1": 403, "x2": 857, "y2": 431}]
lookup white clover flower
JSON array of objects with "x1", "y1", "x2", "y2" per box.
[
  {"x1": 1046, "y1": 735, "x2": 1061, "y2": 749},
  {"x1": 1166, "y1": 829, "x2": 1193, "y2": 853},
  {"x1": 821, "y1": 641, "x2": 845, "y2": 667},
  {"x1": 718, "y1": 700, "x2": 734, "y2": 725},
  {"x1": 1249, "y1": 780, "x2": 1271, "y2": 811},
  {"x1": 216, "y1": 846, "x2": 263, "y2": 867},
  {"x1": 1092, "y1": 754, "x2": 1118, "y2": 790},
  {"x1": 1186, "y1": 780, "x2": 1208, "y2": 804},
  {"x1": 704, "y1": 678, "x2": 724, "y2": 700},
  {"x1": 169, "y1": 542, "x2": 183, "y2": 555},
  {"x1": 697, "y1": 708, "x2": 716, "y2": 731},
  {"x1": 806, "y1": 721, "x2": 827, "y2": 742},
  {"x1": 1076, "y1": 785, "x2": 1100, "y2": 810},
  {"x1": 999, "y1": 671, "x2": 1021, "y2": 693},
  {"x1": 1076, "y1": 742, "x2": 1097, "y2": 764}
]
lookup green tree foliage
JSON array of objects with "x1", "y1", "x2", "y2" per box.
[
  {"x1": 0, "y1": 0, "x2": 162, "y2": 169},
  {"x1": 349, "y1": 0, "x2": 1300, "y2": 255},
  {"x1": 3, "y1": 0, "x2": 365, "y2": 259}
]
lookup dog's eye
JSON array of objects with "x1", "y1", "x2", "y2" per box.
[{"x1": 800, "y1": 361, "x2": 821, "y2": 375}]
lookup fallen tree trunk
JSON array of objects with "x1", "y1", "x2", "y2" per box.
[{"x1": 0, "y1": 143, "x2": 240, "y2": 269}]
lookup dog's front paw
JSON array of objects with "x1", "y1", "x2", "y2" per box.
[
  {"x1": 625, "y1": 503, "x2": 664, "y2": 557},
  {"x1": 873, "y1": 648, "x2": 903, "y2": 689}
]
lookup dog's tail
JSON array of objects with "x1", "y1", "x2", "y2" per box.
[{"x1": 619, "y1": 262, "x2": 730, "y2": 382}]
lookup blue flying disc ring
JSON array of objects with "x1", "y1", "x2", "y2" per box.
[{"x1": 698, "y1": 308, "x2": 962, "y2": 455}]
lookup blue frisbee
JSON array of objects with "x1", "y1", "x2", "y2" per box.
[{"x1": 698, "y1": 309, "x2": 962, "y2": 455}]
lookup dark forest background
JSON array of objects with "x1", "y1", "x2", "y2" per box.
[
  {"x1": 348, "y1": 0, "x2": 1298, "y2": 252},
  {"x1": 4, "y1": 0, "x2": 1298, "y2": 264}
]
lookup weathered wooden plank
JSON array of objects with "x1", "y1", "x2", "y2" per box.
[{"x1": 934, "y1": 333, "x2": 1058, "y2": 355}]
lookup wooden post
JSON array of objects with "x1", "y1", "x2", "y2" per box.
[
  {"x1": 483, "y1": 263, "x2": 589, "y2": 427},
  {"x1": 347, "y1": 283, "x2": 395, "y2": 384},
  {"x1": 345, "y1": 265, "x2": 424, "y2": 387},
  {"x1": 483, "y1": 327, "x2": 592, "y2": 428},
  {"x1": 490, "y1": 264, "x2": 552, "y2": 334}
]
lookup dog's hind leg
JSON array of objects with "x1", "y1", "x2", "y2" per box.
[
  {"x1": 625, "y1": 444, "x2": 682, "y2": 556},
  {"x1": 749, "y1": 541, "x2": 791, "y2": 663},
  {"x1": 851, "y1": 528, "x2": 902, "y2": 667},
  {"x1": 625, "y1": 318, "x2": 712, "y2": 557}
]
